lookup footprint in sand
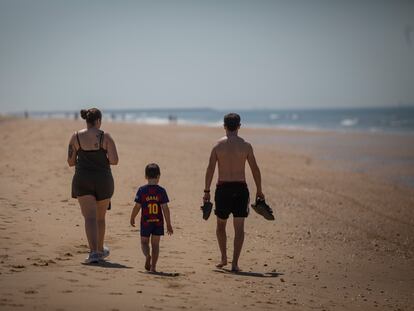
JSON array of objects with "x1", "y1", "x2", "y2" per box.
[
  {"x1": 55, "y1": 252, "x2": 74, "y2": 261},
  {"x1": 32, "y1": 259, "x2": 56, "y2": 266},
  {"x1": 9, "y1": 265, "x2": 25, "y2": 273}
]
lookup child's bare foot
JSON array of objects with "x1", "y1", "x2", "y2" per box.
[
  {"x1": 216, "y1": 259, "x2": 227, "y2": 268},
  {"x1": 150, "y1": 267, "x2": 157, "y2": 273},
  {"x1": 231, "y1": 265, "x2": 241, "y2": 272},
  {"x1": 145, "y1": 255, "x2": 151, "y2": 271}
]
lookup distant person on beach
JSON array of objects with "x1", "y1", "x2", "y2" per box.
[
  {"x1": 203, "y1": 113, "x2": 264, "y2": 272},
  {"x1": 130, "y1": 163, "x2": 173, "y2": 272},
  {"x1": 67, "y1": 108, "x2": 119, "y2": 263}
]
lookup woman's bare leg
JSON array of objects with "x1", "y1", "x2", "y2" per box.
[
  {"x1": 78, "y1": 195, "x2": 98, "y2": 252},
  {"x1": 96, "y1": 199, "x2": 110, "y2": 252}
]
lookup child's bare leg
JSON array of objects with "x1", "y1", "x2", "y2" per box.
[
  {"x1": 150, "y1": 235, "x2": 160, "y2": 272},
  {"x1": 141, "y1": 237, "x2": 151, "y2": 271}
]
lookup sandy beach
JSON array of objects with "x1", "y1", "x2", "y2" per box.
[{"x1": 0, "y1": 118, "x2": 413, "y2": 311}]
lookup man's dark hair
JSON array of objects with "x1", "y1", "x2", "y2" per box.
[
  {"x1": 224, "y1": 113, "x2": 241, "y2": 131},
  {"x1": 145, "y1": 163, "x2": 161, "y2": 179}
]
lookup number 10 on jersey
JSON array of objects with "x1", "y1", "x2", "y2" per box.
[{"x1": 148, "y1": 203, "x2": 159, "y2": 214}]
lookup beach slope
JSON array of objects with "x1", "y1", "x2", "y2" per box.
[{"x1": 0, "y1": 119, "x2": 413, "y2": 310}]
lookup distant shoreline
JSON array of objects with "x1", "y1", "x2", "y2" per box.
[{"x1": 9, "y1": 111, "x2": 414, "y2": 136}]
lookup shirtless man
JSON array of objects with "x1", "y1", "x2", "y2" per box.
[{"x1": 203, "y1": 113, "x2": 264, "y2": 272}]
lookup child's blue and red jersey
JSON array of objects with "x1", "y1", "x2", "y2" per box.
[{"x1": 134, "y1": 184, "x2": 169, "y2": 237}]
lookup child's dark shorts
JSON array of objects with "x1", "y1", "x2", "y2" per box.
[
  {"x1": 140, "y1": 221, "x2": 164, "y2": 237},
  {"x1": 214, "y1": 182, "x2": 249, "y2": 219}
]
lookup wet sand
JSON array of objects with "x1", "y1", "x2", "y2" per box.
[{"x1": 0, "y1": 118, "x2": 413, "y2": 310}]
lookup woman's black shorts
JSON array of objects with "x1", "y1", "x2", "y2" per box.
[
  {"x1": 72, "y1": 170, "x2": 114, "y2": 201},
  {"x1": 214, "y1": 182, "x2": 249, "y2": 219}
]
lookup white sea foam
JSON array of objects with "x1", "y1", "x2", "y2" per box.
[
  {"x1": 269, "y1": 113, "x2": 279, "y2": 120},
  {"x1": 341, "y1": 118, "x2": 358, "y2": 127},
  {"x1": 134, "y1": 116, "x2": 170, "y2": 125}
]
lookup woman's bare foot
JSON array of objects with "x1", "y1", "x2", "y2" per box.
[
  {"x1": 145, "y1": 255, "x2": 151, "y2": 271},
  {"x1": 216, "y1": 258, "x2": 227, "y2": 268}
]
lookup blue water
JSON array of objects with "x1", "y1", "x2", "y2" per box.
[{"x1": 28, "y1": 106, "x2": 414, "y2": 134}]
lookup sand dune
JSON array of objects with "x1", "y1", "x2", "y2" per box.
[{"x1": 0, "y1": 118, "x2": 413, "y2": 310}]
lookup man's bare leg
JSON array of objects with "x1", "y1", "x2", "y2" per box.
[
  {"x1": 232, "y1": 217, "x2": 245, "y2": 272},
  {"x1": 141, "y1": 237, "x2": 151, "y2": 271},
  {"x1": 216, "y1": 217, "x2": 228, "y2": 268},
  {"x1": 150, "y1": 235, "x2": 160, "y2": 272}
]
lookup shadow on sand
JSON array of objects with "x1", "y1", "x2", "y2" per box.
[
  {"x1": 82, "y1": 260, "x2": 132, "y2": 269},
  {"x1": 213, "y1": 268, "x2": 282, "y2": 278},
  {"x1": 139, "y1": 271, "x2": 180, "y2": 277}
]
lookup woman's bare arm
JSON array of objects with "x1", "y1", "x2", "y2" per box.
[
  {"x1": 67, "y1": 133, "x2": 77, "y2": 167},
  {"x1": 104, "y1": 133, "x2": 119, "y2": 165}
]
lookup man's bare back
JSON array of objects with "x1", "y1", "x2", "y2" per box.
[
  {"x1": 215, "y1": 135, "x2": 252, "y2": 182},
  {"x1": 205, "y1": 132, "x2": 262, "y2": 199}
]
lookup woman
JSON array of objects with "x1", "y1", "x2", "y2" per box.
[{"x1": 67, "y1": 108, "x2": 119, "y2": 263}]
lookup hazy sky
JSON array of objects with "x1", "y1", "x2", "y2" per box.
[{"x1": 0, "y1": 0, "x2": 413, "y2": 112}]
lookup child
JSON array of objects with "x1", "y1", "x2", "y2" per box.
[{"x1": 130, "y1": 163, "x2": 173, "y2": 272}]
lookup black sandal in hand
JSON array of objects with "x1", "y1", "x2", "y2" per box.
[
  {"x1": 251, "y1": 198, "x2": 275, "y2": 220},
  {"x1": 200, "y1": 201, "x2": 213, "y2": 220}
]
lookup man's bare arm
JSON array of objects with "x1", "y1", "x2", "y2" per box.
[
  {"x1": 203, "y1": 146, "x2": 217, "y2": 202},
  {"x1": 247, "y1": 144, "x2": 264, "y2": 199}
]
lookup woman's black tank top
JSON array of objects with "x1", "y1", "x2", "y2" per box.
[{"x1": 75, "y1": 131, "x2": 111, "y2": 173}]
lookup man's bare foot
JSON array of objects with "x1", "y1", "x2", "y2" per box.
[
  {"x1": 231, "y1": 265, "x2": 241, "y2": 272},
  {"x1": 145, "y1": 255, "x2": 151, "y2": 271},
  {"x1": 216, "y1": 259, "x2": 227, "y2": 268}
]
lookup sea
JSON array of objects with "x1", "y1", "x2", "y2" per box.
[{"x1": 26, "y1": 106, "x2": 414, "y2": 134}]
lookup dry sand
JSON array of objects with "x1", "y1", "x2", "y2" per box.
[{"x1": 0, "y1": 118, "x2": 413, "y2": 310}]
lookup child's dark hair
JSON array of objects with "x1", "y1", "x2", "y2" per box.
[
  {"x1": 145, "y1": 163, "x2": 161, "y2": 179},
  {"x1": 80, "y1": 108, "x2": 102, "y2": 125},
  {"x1": 224, "y1": 113, "x2": 241, "y2": 131}
]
